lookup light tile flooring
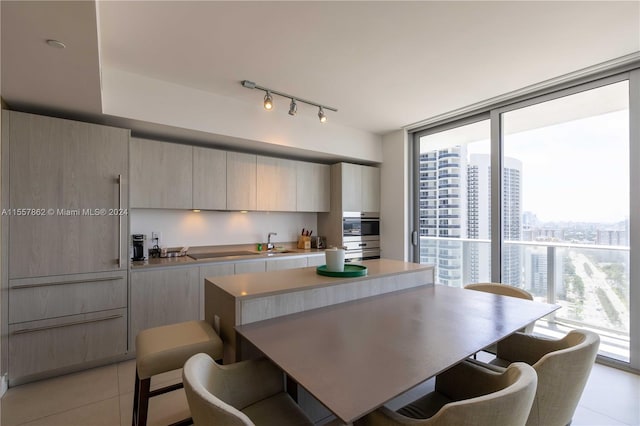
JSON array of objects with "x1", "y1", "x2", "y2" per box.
[{"x1": 1, "y1": 358, "x2": 638, "y2": 426}]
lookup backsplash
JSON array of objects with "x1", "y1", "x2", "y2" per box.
[{"x1": 130, "y1": 209, "x2": 318, "y2": 248}]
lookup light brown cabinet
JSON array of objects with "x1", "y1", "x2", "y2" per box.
[
  {"x1": 8, "y1": 309, "x2": 127, "y2": 385},
  {"x1": 5, "y1": 111, "x2": 129, "y2": 278},
  {"x1": 8, "y1": 271, "x2": 127, "y2": 324},
  {"x1": 130, "y1": 138, "x2": 193, "y2": 209},
  {"x1": 296, "y1": 162, "x2": 330, "y2": 212},
  {"x1": 257, "y1": 156, "x2": 297, "y2": 211},
  {"x1": 234, "y1": 260, "x2": 266, "y2": 274},
  {"x1": 227, "y1": 152, "x2": 257, "y2": 211},
  {"x1": 2, "y1": 111, "x2": 131, "y2": 384},
  {"x1": 129, "y1": 266, "x2": 200, "y2": 351},
  {"x1": 338, "y1": 162, "x2": 380, "y2": 213},
  {"x1": 193, "y1": 147, "x2": 226, "y2": 210},
  {"x1": 265, "y1": 256, "x2": 308, "y2": 271}
]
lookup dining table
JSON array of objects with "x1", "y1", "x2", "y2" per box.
[{"x1": 235, "y1": 283, "x2": 559, "y2": 424}]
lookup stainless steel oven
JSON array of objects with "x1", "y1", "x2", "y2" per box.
[
  {"x1": 343, "y1": 212, "x2": 380, "y2": 239},
  {"x1": 343, "y1": 212, "x2": 380, "y2": 261}
]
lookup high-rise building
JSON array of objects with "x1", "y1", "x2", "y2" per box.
[
  {"x1": 419, "y1": 151, "x2": 522, "y2": 287},
  {"x1": 419, "y1": 147, "x2": 467, "y2": 286}
]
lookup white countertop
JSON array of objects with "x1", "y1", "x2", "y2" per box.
[{"x1": 205, "y1": 258, "x2": 433, "y2": 300}]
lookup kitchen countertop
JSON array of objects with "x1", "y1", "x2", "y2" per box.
[
  {"x1": 130, "y1": 243, "x2": 326, "y2": 270},
  {"x1": 206, "y1": 258, "x2": 433, "y2": 300}
]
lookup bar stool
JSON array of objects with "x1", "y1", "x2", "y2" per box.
[{"x1": 132, "y1": 320, "x2": 223, "y2": 426}]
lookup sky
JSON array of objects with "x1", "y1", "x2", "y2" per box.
[
  {"x1": 422, "y1": 80, "x2": 630, "y2": 224},
  {"x1": 501, "y1": 110, "x2": 628, "y2": 223}
]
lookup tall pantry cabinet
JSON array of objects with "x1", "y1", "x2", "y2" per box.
[{"x1": 1, "y1": 111, "x2": 129, "y2": 385}]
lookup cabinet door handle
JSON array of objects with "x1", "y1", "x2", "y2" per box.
[
  {"x1": 10, "y1": 275, "x2": 124, "y2": 289},
  {"x1": 358, "y1": 243, "x2": 367, "y2": 247},
  {"x1": 117, "y1": 174, "x2": 122, "y2": 268},
  {"x1": 11, "y1": 314, "x2": 124, "y2": 335}
]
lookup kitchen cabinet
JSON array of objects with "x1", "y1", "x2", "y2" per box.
[
  {"x1": 339, "y1": 162, "x2": 380, "y2": 212},
  {"x1": 130, "y1": 137, "x2": 193, "y2": 209},
  {"x1": 193, "y1": 147, "x2": 226, "y2": 210},
  {"x1": 3, "y1": 111, "x2": 130, "y2": 383},
  {"x1": 266, "y1": 256, "x2": 308, "y2": 271},
  {"x1": 7, "y1": 271, "x2": 127, "y2": 385},
  {"x1": 129, "y1": 266, "x2": 200, "y2": 351},
  {"x1": 8, "y1": 271, "x2": 127, "y2": 324},
  {"x1": 234, "y1": 260, "x2": 266, "y2": 274},
  {"x1": 227, "y1": 152, "x2": 257, "y2": 211},
  {"x1": 306, "y1": 255, "x2": 326, "y2": 267},
  {"x1": 296, "y1": 162, "x2": 330, "y2": 212},
  {"x1": 199, "y1": 263, "x2": 235, "y2": 319},
  {"x1": 361, "y1": 164, "x2": 381, "y2": 212},
  {"x1": 9, "y1": 309, "x2": 127, "y2": 385},
  {"x1": 5, "y1": 111, "x2": 129, "y2": 278},
  {"x1": 257, "y1": 156, "x2": 297, "y2": 211}
]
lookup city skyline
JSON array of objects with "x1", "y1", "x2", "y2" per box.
[{"x1": 465, "y1": 109, "x2": 628, "y2": 223}]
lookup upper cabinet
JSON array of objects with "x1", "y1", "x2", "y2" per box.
[
  {"x1": 297, "y1": 162, "x2": 330, "y2": 212},
  {"x1": 337, "y1": 162, "x2": 380, "y2": 213},
  {"x1": 193, "y1": 147, "x2": 227, "y2": 210},
  {"x1": 130, "y1": 138, "x2": 332, "y2": 213},
  {"x1": 361, "y1": 165, "x2": 381, "y2": 212},
  {"x1": 227, "y1": 152, "x2": 257, "y2": 211},
  {"x1": 130, "y1": 138, "x2": 193, "y2": 209},
  {"x1": 257, "y1": 156, "x2": 296, "y2": 211}
]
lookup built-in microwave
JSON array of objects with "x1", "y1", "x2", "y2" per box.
[
  {"x1": 343, "y1": 212, "x2": 381, "y2": 261},
  {"x1": 342, "y1": 212, "x2": 380, "y2": 239}
]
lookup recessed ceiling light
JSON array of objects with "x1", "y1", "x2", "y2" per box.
[{"x1": 46, "y1": 39, "x2": 66, "y2": 49}]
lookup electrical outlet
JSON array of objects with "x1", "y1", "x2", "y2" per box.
[{"x1": 151, "y1": 231, "x2": 161, "y2": 242}]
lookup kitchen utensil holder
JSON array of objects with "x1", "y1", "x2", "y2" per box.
[{"x1": 297, "y1": 236, "x2": 311, "y2": 249}]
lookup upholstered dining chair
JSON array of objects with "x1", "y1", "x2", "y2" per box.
[
  {"x1": 465, "y1": 282, "x2": 536, "y2": 355},
  {"x1": 354, "y1": 360, "x2": 538, "y2": 426},
  {"x1": 183, "y1": 353, "x2": 313, "y2": 426},
  {"x1": 472, "y1": 329, "x2": 600, "y2": 426}
]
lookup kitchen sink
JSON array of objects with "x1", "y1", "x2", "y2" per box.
[{"x1": 189, "y1": 251, "x2": 260, "y2": 260}]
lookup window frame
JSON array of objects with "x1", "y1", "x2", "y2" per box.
[{"x1": 410, "y1": 69, "x2": 640, "y2": 373}]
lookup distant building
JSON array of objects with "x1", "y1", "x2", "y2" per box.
[
  {"x1": 596, "y1": 229, "x2": 629, "y2": 246},
  {"x1": 419, "y1": 151, "x2": 522, "y2": 287}
]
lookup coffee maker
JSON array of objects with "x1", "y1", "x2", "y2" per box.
[{"x1": 131, "y1": 234, "x2": 146, "y2": 261}]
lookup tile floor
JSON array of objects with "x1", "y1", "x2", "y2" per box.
[{"x1": 1, "y1": 358, "x2": 638, "y2": 426}]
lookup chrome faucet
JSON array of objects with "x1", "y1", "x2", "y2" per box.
[{"x1": 267, "y1": 232, "x2": 277, "y2": 251}]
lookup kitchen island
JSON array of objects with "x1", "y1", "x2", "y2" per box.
[{"x1": 204, "y1": 258, "x2": 434, "y2": 363}]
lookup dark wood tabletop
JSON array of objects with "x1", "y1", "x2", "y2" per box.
[{"x1": 236, "y1": 284, "x2": 558, "y2": 424}]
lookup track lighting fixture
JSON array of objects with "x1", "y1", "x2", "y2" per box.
[
  {"x1": 318, "y1": 107, "x2": 327, "y2": 123},
  {"x1": 241, "y1": 80, "x2": 337, "y2": 123},
  {"x1": 263, "y1": 91, "x2": 273, "y2": 110},
  {"x1": 288, "y1": 99, "x2": 297, "y2": 116}
]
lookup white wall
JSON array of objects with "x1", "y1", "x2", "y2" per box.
[
  {"x1": 380, "y1": 129, "x2": 410, "y2": 261},
  {"x1": 130, "y1": 209, "x2": 317, "y2": 249},
  {"x1": 102, "y1": 67, "x2": 383, "y2": 163}
]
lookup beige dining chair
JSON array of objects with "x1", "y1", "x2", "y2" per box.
[
  {"x1": 472, "y1": 329, "x2": 600, "y2": 426},
  {"x1": 354, "y1": 360, "x2": 537, "y2": 426},
  {"x1": 465, "y1": 282, "x2": 535, "y2": 355},
  {"x1": 182, "y1": 353, "x2": 313, "y2": 426}
]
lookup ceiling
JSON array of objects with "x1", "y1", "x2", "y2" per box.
[{"x1": 2, "y1": 1, "x2": 639, "y2": 139}]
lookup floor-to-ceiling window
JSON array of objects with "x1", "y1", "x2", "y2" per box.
[
  {"x1": 501, "y1": 80, "x2": 630, "y2": 362},
  {"x1": 412, "y1": 70, "x2": 638, "y2": 371}
]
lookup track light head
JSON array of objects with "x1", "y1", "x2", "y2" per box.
[
  {"x1": 264, "y1": 91, "x2": 273, "y2": 110},
  {"x1": 242, "y1": 79, "x2": 336, "y2": 120},
  {"x1": 318, "y1": 106, "x2": 327, "y2": 123},
  {"x1": 288, "y1": 99, "x2": 297, "y2": 116}
]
